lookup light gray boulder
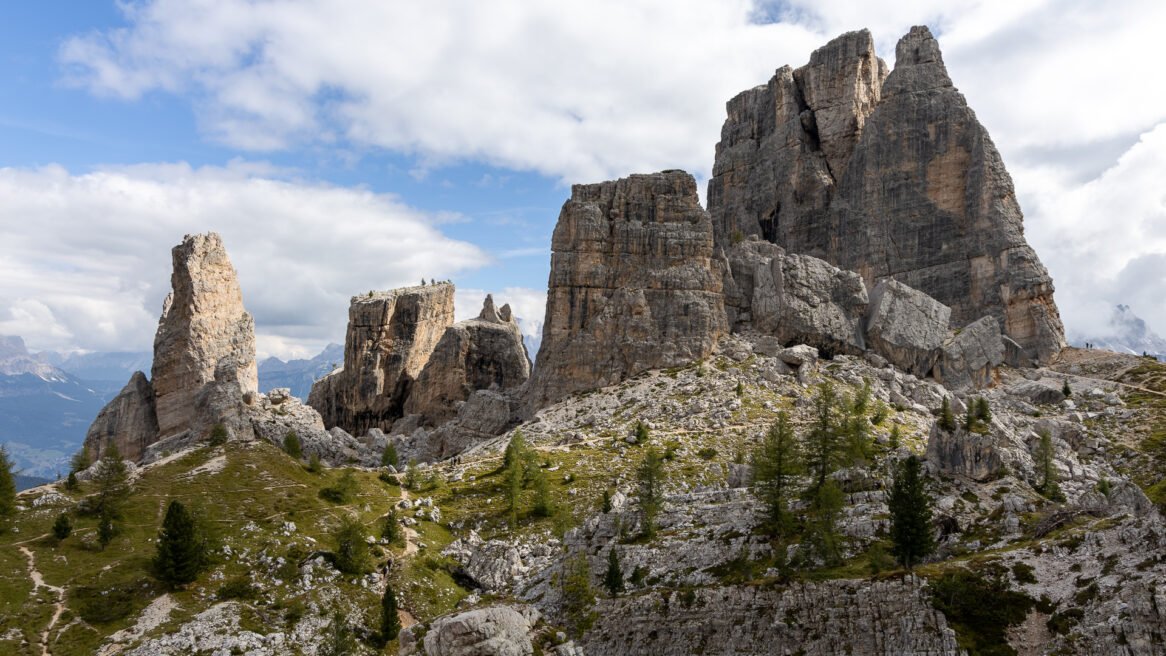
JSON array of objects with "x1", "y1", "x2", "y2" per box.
[
  {"x1": 421, "y1": 606, "x2": 541, "y2": 656},
  {"x1": 1008, "y1": 379, "x2": 1066, "y2": 406},
  {"x1": 864, "y1": 279, "x2": 950, "y2": 377},
  {"x1": 925, "y1": 422, "x2": 1002, "y2": 482},
  {"x1": 933, "y1": 316, "x2": 1006, "y2": 389}
]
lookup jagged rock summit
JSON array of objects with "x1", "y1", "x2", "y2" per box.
[
  {"x1": 84, "y1": 232, "x2": 257, "y2": 461},
  {"x1": 707, "y1": 26, "x2": 1065, "y2": 366}
]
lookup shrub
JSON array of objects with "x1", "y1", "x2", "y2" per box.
[
  {"x1": 71, "y1": 584, "x2": 142, "y2": 623},
  {"x1": 1062, "y1": 380, "x2": 1072, "y2": 397},
  {"x1": 1047, "y1": 608, "x2": 1084, "y2": 635},
  {"x1": 283, "y1": 431, "x2": 302, "y2": 459},
  {"x1": 208, "y1": 423, "x2": 229, "y2": 446},
  {"x1": 381, "y1": 442, "x2": 399, "y2": 468},
  {"x1": 1011, "y1": 562, "x2": 1037, "y2": 584},
  {"x1": 379, "y1": 470, "x2": 400, "y2": 486},
  {"x1": 319, "y1": 470, "x2": 358, "y2": 504},
  {"x1": 332, "y1": 515, "x2": 372, "y2": 575},
  {"x1": 217, "y1": 575, "x2": 259, "y2": 600},
  {"x1": 928, "y1": 565, "x2": 1034, "y2": 656},
  {"x1": 697, "y1": 447, "x2": 718, "y2": 461},
  {"x1": 305, "y1": 453, "x2": 323, "y2": 474},
  {"x1": 52, "y1": 513, "x2": 73, "y2": 541}
]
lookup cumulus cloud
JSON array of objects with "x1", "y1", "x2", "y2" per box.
[{"x1": 0, "y1": 162, "x2": 488, "y2": 359}]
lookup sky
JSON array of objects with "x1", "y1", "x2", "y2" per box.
[{"x1": 1, "y1": 0, "x2": 1163, "y2": 361}]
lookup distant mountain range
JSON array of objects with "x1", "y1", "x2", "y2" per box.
[
  {"x1": 1072, "y1": 305, "x2": 1166, "y2": 360},
  {"x1": 256, "y1": 343, "x2": 344, "y2": 399}
]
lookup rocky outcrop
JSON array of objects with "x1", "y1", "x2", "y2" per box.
[
  {"x1": 925, "y1": 422, "x2": 1003, "y2": 482},
  {"x1": 933, "y1": 316, "x2": 1006, "y2": 389},
  {"x1": 708, "y1": 27, "x2": 1065, "y2": 364},
  {"x1": 526, "y1": 171, "x2": 727, "y2": 410},
  {"x1": 83, "y1": 371, "x2": 158, "y2": 461},
  {"x1": 401, "y1": 606, "x2": 541, "y2": 656},
  {"x1": 84, "y1": 232, "x2": 257, "y2": 461},
  {"x1": 152, "y1": 233, "x2": 257, "y2": 438},
  {"x1": 307, "y1": 283, "x2": 454, "y2": 435},
  {"x1": 864, "y1": 279, "x2": 950, "y2": 377},
  {"x1": 404, "y1": 295, "x2": 530, "y2": 426},
  {"x1": 724, "y1": 238, "x2": 867, "y2": 357}
]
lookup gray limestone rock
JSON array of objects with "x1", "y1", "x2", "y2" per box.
[
  {"x1": 421, "y1": 606, "x2": 540, "y2": 656},
  {"x1": 925, "y1": 422, "x2": 1002, "y2": 482},
  {"x1": 932, "y1": 316, "x2": 1006, "y2": 389},
  {"x1": 1008, "y1": 379, "x2": 1066, "y2": 406},
  {"x1": 84, "y1": 371, "x2": 158, "y2": 461},
  {"x1": 526, "y1": 171, "x2": 727, "y2": 411},
  {"x1": 864, "y1": 279, "x2": 950, "y2": 377}
]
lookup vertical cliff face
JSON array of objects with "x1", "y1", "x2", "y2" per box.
[
  {"x1": 308, "y1": 283, "x2": 455, "y2": 435},
  {"x1": 404, "y1": 295, "x2": 531, "y2": 427},
  {"x1": 708, "y1": 26, "x2": 1065, "y2": 364},
  {"x1": 84, "y1": 232, "x2": 257, "y2": 460},
  {"x1": 151, "y1": 233, "x2": 258, "y2": 438},
  {"x1": 526, "y1": 171, "x2": 727, "y2": 411}
]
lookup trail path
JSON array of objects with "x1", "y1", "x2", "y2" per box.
[{"x1": 19, "y1": 546, "x2": 66, "y2": 656}]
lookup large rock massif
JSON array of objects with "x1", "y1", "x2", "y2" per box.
[
  {"x1": 526, "y1": 171, "x2": 727, "y2": 409},
  {"x1": 84, "y1": 233, "x2": 258, "y2": 460},
  {"x1": 707, "y1": 27, "x2": 1065, "y2": 364}
]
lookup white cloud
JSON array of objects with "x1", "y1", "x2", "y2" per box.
[
  {"x1": 49, "y1": 0, "x2": 1166, "y2": 339},
  {"x1": 0, "y1": 162, "x2": 488, "y2": 359}
]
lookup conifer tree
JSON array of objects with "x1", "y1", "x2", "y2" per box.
[
  {"x1": 888, "y1": 456, "x2": 935, "y2": 570},
  {"x1": 379, "y1": 584, "x2": 402, "y2": 644},
  {"x1": 558, "y1": 552, "x2": 597, "y2": 637},
  {"x1": 889, "y1": 424, "x2": 902, "y2": 449},
  {"x1": 600, "y1": 489, "x2": 613, "y2": 513},
  {"x1": 69, "y1": 443, "x2": 92, "y2": 474},
  {"x1": 504, "y1": 445, "x2": 526, "y2": 526},
  {"x1": 975, "y1": 397, "x2": 992, "y2": 424},
  {"x1": 283, "y1": 431, "x2": 302, "y2": 459},
  {"x1": 381, "y1": 442, "x2": 398, "y2": 468},
  {"x1": 153, "y1": 500, "x2": 206, "y2": 587},
  {"x1": 90, "y1": 442, "x2": 129, "y2": 519},
  {"x1": 1062, "y1": 380, "x2": 1072, "y2": 397},
  {"x1": 381, "y1": 508, "x2": 402, "y2": 545},
  {"x1": 938, "y1": 397, "x2": 956, "y2": 431},
  {"x1": 97, "y1": 514, "x2": 116, "y2": 551},
  {"x1": 53, "y1": 512, "x2": 73, "y2": 541},
  {"x1": 333, "y1": 515, "x2": 372, "y2": 575},
  {"x1": 804, "y1": 383, "x2": 842, "y2": 495},
  {"x1": 636, "y1": 446, "x2": 664, "y2": 539},
  {"x1": 531, "y1": 469, "x2": 554, "y2": 518},
  {"x1": 65, "y1": 471, "x2": 79, "y2": 492},
  {"x1": 751, "y1": 411, "x2": 802, "y2": 535},
  {"x1": 1036, "y1": 429, "x2": 1063, "y2": 501},
  {"x1": 0, "y1": 446, "x2": 15, "y2": 531},
  {"x1": 603, "y1": 547, "x2": 625, "y2": 595},
  {"x1": 321, "y1": 611, "x2": 356, "y2": 656},
  {"x1": 803, "y1": 479, "x2": 845, "y2": 565},
  {"x1": 208, "y1": 422, "x2": 229, "y2": 446}
]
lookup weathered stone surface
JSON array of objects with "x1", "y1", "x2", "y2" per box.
[
  {"x1": 404, "y1": 295, "x2": 530, "y2": 426},
  {"x1": 725, "y1": 239, "x2": 868, "y2": 356},
  {"x1": 932, "y1": 315, "x2": 1006, "y2": 389},
  {"x1": 84, "y1": 371, "x2": 158, "y2": 461},
  {"x1": 526, "y1": 171, "x2": 727, "y2": 411},
  {"x1": 420, "y1": 606, "x2": 540, "y2": 656},
  {"x1": 708, "y1": 26, "x2": 1065, "y2": 364},
  {"x1": 864, "y1": 279, "x2": 950, "y2": 377},
  {"x1": 925, "y1": 422, "x2": 1002, "y2": 482},
  {"x1": 308, "y1": 283, "x2": 454, "y2": 435},
  {"x1": 152, "y1": 233, "x2": 257, "y2": 439},
  {"x1": 1008, "y1": 379, "x2": 1066, "y2": 406}
]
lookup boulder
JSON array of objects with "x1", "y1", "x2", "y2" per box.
[
  {"x1": 864, "y1": 279, "x2": 950, "y2": 377},
  {"x1": 1008, "y1": 379, "x2": 1066, "y2": 406},
  {"x1": 932, "y1": 316, "x2": 1006, "y2": 389},
  {"x1": 925, "y1": 422, "x2": 1002, "y2": 482},
  {"x1": 707, "y1": 26, "x2": 1065, "y2": 364},
  {"x1": 422, "y1": 606, "x2": 541, "y2": 656},
  {"x1": 526, "y1": 171, "x2": 727, "y2": 411}
]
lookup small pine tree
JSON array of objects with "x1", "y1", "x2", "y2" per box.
[
  {"x1": 805, "y1": 383, "x2": 843, "y2": 495},
  {"x1": 803, "y1": 479, "x2": 845, "y2": 566},
  {"x1": 379, "y1": 584, "x2": 402, "y2": 644},
  {"x1": 0, "y1": 446, "x2": 15, "y2": 530},
  {"x1": 963, "y1": 403, "x2": 978, "y2": 432},
  {"x1": 636, "y1": 446, "x2": 664, "y2": 539},
  {"x1": 504, "y1": 448, "x2": 525, "y2": 526},
  {"x1": 531, "y1": 469, "x2": 554, "y2": 518},
  {"x1": 404, "y1": 458, "x2": 419, "y2": 489},
  {"x1": 888, "y1": 456, "x2": 935, "y2": 570},
  {"x1": 69, "y1": 444, "x2": 92, "y2": 473},
  {"x1": 938, "y1": 397, "x2": 956, "y2": 431},
  {"x1": 65, "y1": 471, "x2": 79, "y2": 492},
  {"x1": 976, "y1": 397, "x2": 992, "y2": 424},
  {"x1": 321, "y1": 611, "x2": 357, "y2": 656},
  {"x1": 319, "y1": 470, "x2": 358, "y2": 504},
  {"x1": 208, "y1": 422, "x2": 229, "y2": 446},
  {"x1": 90, "y1": 442, "x2": 130, "y2": 519},
  {"x1": 333, "y1": 515, "x2": 371, "y2": 575},
  {"x1": 600, "y1": 489, "x2": 613, "y2": 513},
  {"x1": 306, "y1": 453, "x2": 323, "y2": 474},
  {"x1": 97, "y1": 514, "x2": 116, "y2": 551},
  {"x1": 381, "y1": 442, "x2": 398, "y2": 468},
  {"x1": 889, "y1": 424, "x2": 902, "y2": 449},
  {"x1": 603, "y1": 547, "x2": 625, "y2": 595},
  {"x1": 1035, "y1": 429, "x2": 1063, "y2": 501},
  {"x1": 153, "y1": 500, "x2": 205, "y2": 587},
  {"x1": 283, "y1": 431, "x2": 302, "y2": 459},
  {"x1": 751, "y1": 411, "x2": 802, "y2": 536},
  {"x1": 52, "y1": 513, "x2": 73, "y2": 541},
  {"x1": 559, "y1": 552, "x2": 597, "y2": 637},
  {"x1": 852, "y1": 379, "x2": 872, "y2": 415},
  {"x1": 1062, "y1": 380, "x2": 1072, "y2": 397},
  {"x1": 734, "y1": 381, "x2": 745, "y2": 397},
  {"x1": 634, "y1": 420, "x2": 650, "y2": 443},
  {"x1": 381, "y1": 508, "x2": 402, "y2": 545}
]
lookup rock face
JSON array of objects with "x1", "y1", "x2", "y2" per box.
[
  {"x1": 152, "y1": 233, "x2": 258, "y2": 438},
  {"x1": 404, "y1": 295, "x2": 530, "y2": 426},
  {"x1": 526, "y1": 171, "x2": 727, "y2": 410},
  {"x1": 83, "y1": 371, "x2": 158, "y2": 461},
  {"x1": 708, "y1": 27, "x2": 1065, "y2": 364},
  {"x1": 864, "y1": 279, "x2": 951, "y2": 377},
  {"x1": 308, "y1": 283, "x2": 454, "y2": 435},
  {"x1": 933, "y1": 315, "x2": 1006, "y2": 389},
  {"x1": 84, "y1": 232, "x2": 257, "y2": 461},
  {"x1": 724, "y1": 238, "x2": 868, "y2": 357},
  {"x1": 412, "y1": 606, "x2": 540, "y2": 656},
  {"x1": 925, "y1": 422, "x2": 1003, "y2": 482}
]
